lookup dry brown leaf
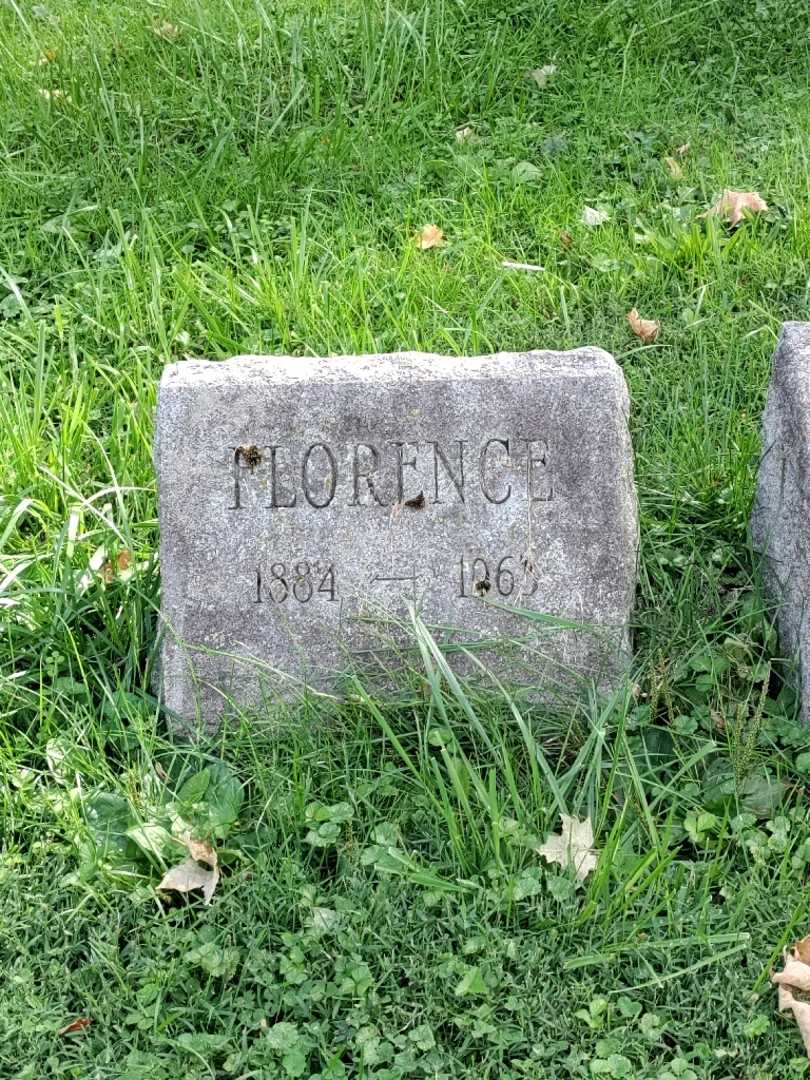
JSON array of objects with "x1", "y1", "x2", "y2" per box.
[
  {"x1": 773, "y1": 960, "x2": 810, "y2": 992},
  {"x1": 703, "y1": 189, "x2": 768, "y2": 227},
  {"x1": 100, "y1": 550, "x2": 133, "y2": 582},
  {"x1": 627, "y1": 308, "x2": 660, "y2": 344},
  {"x1": 158, "y1": 857, "x2": 219, "y2": 904},
  {"x1": 158, "y1": 837, "x2": 219, "y2": 904},
  {"x1": 772, "y1": 954, "x2": 810, "y2": 1058},
  {"x1": 793, "y1": 999, "x2": 810, "y2": 1057},
  {"x1": 792, "y1": 935, "x2": 810, "y2": 964},
  {"x1": 417, "y1": 224, "x2": 444, "y2": 250},
  {"x1": 535, "y1": 815, "x2": 598, "y2": 881},
  {"x1": 186, "y1": 836, "x2": 217, "y2": 866},
  {"x1": 663, "y1": 156, "x2": 683, "y2": 180},
  {"x1": 58, "y1": 1018, "x2": 91, "y2": 1035}
]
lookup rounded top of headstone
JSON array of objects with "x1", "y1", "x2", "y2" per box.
[{"x1": 160, "y1": 347, "x2": 621, "y2": 389}]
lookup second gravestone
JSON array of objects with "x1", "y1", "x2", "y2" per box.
[
  {"x1": 155, "y1": 349, "x2": 638, "y2": 728},
  {"x1": 752, "y1": 322, "x2": 810, "y2": 723}
]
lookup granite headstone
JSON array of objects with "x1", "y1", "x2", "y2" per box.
[
  {"x1": 752, "y1": 322, "x2": 810, "y2": 722},
  {"x1": 155, "y1": 349, "x2": 638, "y2": 729}
]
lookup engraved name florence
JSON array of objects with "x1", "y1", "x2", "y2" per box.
[
  {"x1": 228, "y1": 436, "x2": 554, "y2": 609},
  {"x1": 228, "y1": 435, "x2": 552, "y2": 510}
]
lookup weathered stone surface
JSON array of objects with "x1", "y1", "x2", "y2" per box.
[
  {"x1": 752, "y1": 322, "x2": 810, "y2": 722},
  {"x1": 155, "y1": 349, "x2": 638, "y2": 728}
]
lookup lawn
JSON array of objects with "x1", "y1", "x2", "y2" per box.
[{"x1": 2, "y1": 0, "x2": 810, "y2": 1075}]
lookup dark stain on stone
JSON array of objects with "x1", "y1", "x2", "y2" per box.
[{"x1": 236, "y1": 444, "x2": 262, "y2": 470}]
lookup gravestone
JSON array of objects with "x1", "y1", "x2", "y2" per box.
[
  {"x1": 155, "y1": 348, "x2": 638, "y2": 729},
  {"x1": 752, "y1": 322, "x2": 810, "y2": 723}
]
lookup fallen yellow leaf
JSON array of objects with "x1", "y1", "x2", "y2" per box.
[
  {"x1": 535, "y1": 815, "x2": 597, "y2": 881},
  {"x1": 703, "y1": 189, "x2": 768, "y2": 227},
  {"x1": 627, "y1": 308, "x2": 660, "y2": 344},
  {"x1": 417, "y1": 224, "x2": 444, "y2": 250},
  {"x1": 663, "y1": 156, "x2": 683, "y2": 180}
]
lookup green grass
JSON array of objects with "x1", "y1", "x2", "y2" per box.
[{"x1": 2, "y1": 0, "x2": 810, "y2": 1075}]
